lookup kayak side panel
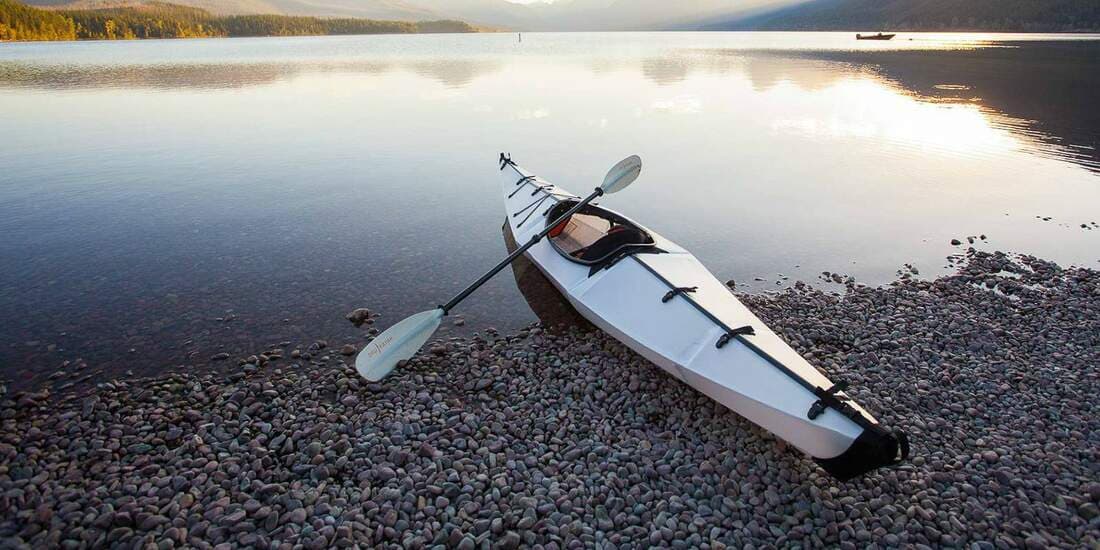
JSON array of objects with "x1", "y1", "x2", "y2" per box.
[
  {"x1": 566, "y1": 254, "x2": 862, "y2": 458},
  {"x1": 639, "y1": 253, "x2": 873, "y2": 419}
]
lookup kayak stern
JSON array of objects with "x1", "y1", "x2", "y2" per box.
[{"x1": 816, "y1": 424, "x2": 909, "y2": 481}]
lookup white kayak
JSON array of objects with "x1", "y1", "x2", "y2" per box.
[{"x1": 498, "y1": 155, "x2": 909, "y2": 480}]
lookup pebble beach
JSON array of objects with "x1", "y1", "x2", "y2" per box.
[{"x1": 1, "y1": 250, "x2": 1097, "y2": 549}]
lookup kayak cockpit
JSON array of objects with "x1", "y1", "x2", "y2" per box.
[{"x1": 546, "y1": 201, "x2": 656, "y2": 265}]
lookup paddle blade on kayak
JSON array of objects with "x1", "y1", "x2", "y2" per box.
[
  {"x1": 600, "y1": 155, "x2": 642, "y2": 194},
  {"x1": 355, "y1": 308, "x2": 444, "y2": 382}
]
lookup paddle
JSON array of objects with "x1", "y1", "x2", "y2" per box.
[{"x1": 355, "y1": 155, "x2": 642, "y2": 382}]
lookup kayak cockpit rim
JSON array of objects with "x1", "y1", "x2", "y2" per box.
[{"x1": 544, "y1": 200, "x2": 658, "y2": 266}]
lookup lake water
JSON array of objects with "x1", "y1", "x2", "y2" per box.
[{"x1": 2, "y1": 32, "x2": 1099, "y2": 389}]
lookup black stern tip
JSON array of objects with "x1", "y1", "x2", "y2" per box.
[{"x1": 815, "y1": 425, "x2": 910, "y2": 481}]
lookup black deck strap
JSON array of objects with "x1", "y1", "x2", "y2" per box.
[
  {"x1": 499, "y1": 153, "x2": 515, "y2": 170},
  {"x1": 716, "y1": 325, "x2": 755, "y2": 349},
  {"x1": 808, "y1": 381, "x2": 851, "y2": 420},
  {"x1": 587, "y1": 247, "x2": 664, "y2": 276},
  {"x1": 513, "y1": 194, "x2": 547, "y2": 218},
  {"x1": 661, "y1": 286, "x2": 698, "y2": 303},
  {"x1": 516, "y1": 196, "x2": 552, "y2": 228},
  {"x1": 508, "y1": 177, "x2": 538, "y2": 198}
]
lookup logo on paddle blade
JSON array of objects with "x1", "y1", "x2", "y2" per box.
[{"x1": 366, "y1": 334, "x2": 394, "y2": 359}]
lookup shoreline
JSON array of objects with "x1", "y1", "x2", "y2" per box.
[{"x1": 1, "y1": 249, "x2": 1097, "y2": 547}]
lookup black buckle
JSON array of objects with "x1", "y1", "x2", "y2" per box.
[
  {"x1": 808, "y1": 381, "x2": 850, "y2": 420},
  {"x1": 715, "y1": 325, "x2": 755, "y2": 348},
  {"x1": 661, "y1": 286, "x2": 697, "y2": 303}
]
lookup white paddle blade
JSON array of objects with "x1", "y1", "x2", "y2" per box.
[
  {"x1": 355, "y1": 308, "x2": 444, "y2": 382},
  {"x1": 600, "y1": 155, "x2": 642, "y2": 194}
]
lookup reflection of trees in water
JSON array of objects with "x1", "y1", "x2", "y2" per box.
[
  {"x1": 632, "y1": 44, "x2": 1099, "y2": 173},
  {"x1": 0, "y1": 58, "x2": 500, "y2": 91}
]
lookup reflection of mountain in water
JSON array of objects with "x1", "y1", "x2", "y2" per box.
[
  {"x1": 640, "y1": 57, "x2": 691, "y2": 86},
  {"x1": 409, "y1": 59, "x2": 502, "y2": 88},
  {"x1": 638, "y1": 50, "x2": 857, "y2": 91},
  {"x1": 786, "y1": 43, "x2": 1100, "y2": 173},
  {"x1": 0, "y1": 58, "x2": 502, "y2": 91},
  {"x1": 740, "y1": 55, "x2": 857, "y2": 92},
  {"x1": 633, "y1": 43, "x2": 1100, "y2": 174}
]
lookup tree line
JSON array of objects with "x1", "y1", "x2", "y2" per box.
[{"x1": 0, "y1": 0, "x2": 476, "y2": 41}]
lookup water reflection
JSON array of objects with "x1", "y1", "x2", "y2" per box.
[
  {"x1": 786, "y1": 42, "x2": 1100, "y2": 172},
  {"x1": 1, "y1": 33, "x2": 1097, "y2": 391},
  {"x1": 627, "y1": 43, "x2": 1100, "y2": 172},
  {"x1": 0, "y1": 58, "x2": 502, "y2": 91},
  {"x1": 2, "y1": 39, "x2": 1091, "y2": 171}
]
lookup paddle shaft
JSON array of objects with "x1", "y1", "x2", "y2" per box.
[{"x1": 441, "y1": 187, "x2": 604, "y2": 314}]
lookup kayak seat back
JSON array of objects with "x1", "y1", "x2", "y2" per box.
[{"x1": 578, "y1": 227, "x2": 649, "y2": 262}]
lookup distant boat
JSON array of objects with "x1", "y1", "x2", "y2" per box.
[{"x1": 857, "y1": 33, "x2": 896, "y2": 40}]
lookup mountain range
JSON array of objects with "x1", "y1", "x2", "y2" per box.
[{"x1": 23, "y1": 0, "x2": 1100, "y2": 32}]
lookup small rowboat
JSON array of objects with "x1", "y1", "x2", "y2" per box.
[
  {"x1": 856, "y1": 33, "x2": 895, "y2": 40},
  {"x1": 499, "y1": 156, "x2": 909, "y2": 480}
]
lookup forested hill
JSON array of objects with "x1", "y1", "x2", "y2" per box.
[
  {"x1": 0, "y1": 0, "x2": 476, "y2": 41},
  {"x1": 710, "y1": 0, "x2": 1100, "y2": 32}
]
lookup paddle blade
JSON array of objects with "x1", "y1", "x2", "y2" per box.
[
  {"x1": 600, "y1": 155, "x2": 642, "y2": 194},
  {"x1": 355, "y1": 308, "x2": 444, "y2": 382}
]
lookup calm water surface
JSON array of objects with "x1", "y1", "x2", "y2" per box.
[{"x1": 2, "y1": 32, "x2": 1099, "y2": 389}]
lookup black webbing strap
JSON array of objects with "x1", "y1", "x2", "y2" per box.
[
  {"x1": 716, "y1": 326, "x2": 755, "y2": 348},
  {"x1": 508, "y1": 176, "x2": 537, "y2": 198},
  {"x1": 499, "y1": 153, "x2": 515, "y2": 170},
  {"x1": 661, "y1": 286, "x2": 697, "y2": 303},
  {"x1": 808, "y1": 381, "x2": 850, "y2": 419}
]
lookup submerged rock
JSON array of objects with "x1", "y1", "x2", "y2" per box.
[{"x1": 346, "y1": 307, "x2": 372, "y2": 327}]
